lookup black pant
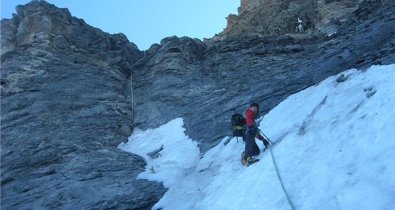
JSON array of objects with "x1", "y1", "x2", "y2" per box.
[{"x1": 243, "y1": 127, "x2": 260, "y2": 157}]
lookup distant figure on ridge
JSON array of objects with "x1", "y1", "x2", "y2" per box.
[{"x1": 296, "y1": 17, "x2": 304, "y2": 33}]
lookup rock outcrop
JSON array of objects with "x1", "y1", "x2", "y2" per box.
[
  {"x1": 1, "y1": 1, "x2": 165, "y2": 209},
  {"x1": 1, "y1": 0, "x2": 394, "y2": 209},
  {"x1": 133, "y1": 0, "x2": 395, "y2": 151},
  {"x1": 218, "y1": 0, "x2": 395, "y2": 39}
]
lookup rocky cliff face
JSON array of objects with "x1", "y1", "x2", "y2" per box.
[
  {"x1": 1, "y1": 1, "x2": 165, "y2": 209},
  {"x1": 134, "y1": 0, "x2": 395, "y2": 151},
  {"x1": 218, "y1": 0, "x2": 394, "y2": 38},
  {"x1": 1, "y1": 0, "x2": 394, "y2": 209}
]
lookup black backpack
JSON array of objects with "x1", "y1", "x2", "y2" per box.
[{"x1": 231, "y1": 113, "x2": 246, "y2": 137}]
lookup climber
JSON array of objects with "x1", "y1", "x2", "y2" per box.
[
  {"x1": 241, "y1": 102, "x2": 270, "y2": 166},
  {"x1": 296, "y1": 17, "x2": 304, "y2": 33}
]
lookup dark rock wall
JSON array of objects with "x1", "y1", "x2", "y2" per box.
[
  {"x1": 1, "y1": 1, "x2": 165, "y2": 209},
  {"x1": 133, "y1": 2, "x2": 395, "y2": 151},
  {"x1": 218, "y1": 0, "x2": 395, "y2": 39},
  {"x1": 1, "y1": 0, "x2": 394, "y2": 209}
]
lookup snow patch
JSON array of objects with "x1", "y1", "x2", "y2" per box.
[{"x1": 120, "y1": 64, "x2": 395, "y2": 210}]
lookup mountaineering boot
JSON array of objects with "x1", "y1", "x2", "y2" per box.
[
  {"x1": 241, "y1": 152, "x2": 259, "y2": 166},
  {"x1": 241, "y1": 152, "x2": 247, "y2": 166},
  {"x1": 244, "y1": 156, "x2": 259, "y2": 166}
]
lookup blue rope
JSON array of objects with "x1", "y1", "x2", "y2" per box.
[
  {"x1": 262, "y1": 132, "x2": 296, "y2": 210},
  {"x1": 268, "y1": 146, "x2": 296, "y2": 210}
]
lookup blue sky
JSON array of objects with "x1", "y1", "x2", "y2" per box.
[{"x1": 1, "y1": 0, "x2": 239, "y2": 50}]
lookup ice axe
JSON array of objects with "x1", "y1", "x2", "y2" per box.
[{"x1": 257, "y1": 129, "x2": 274, "y2": 146}]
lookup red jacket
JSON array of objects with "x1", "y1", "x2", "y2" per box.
[{"x1": 245, "y1": 108, "x2": 264, "y2": 140}]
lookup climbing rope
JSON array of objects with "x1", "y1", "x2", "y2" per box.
[
  {"x1": 262, "y1": 132, "x2": 296, "y2": 210},
  {"x1": 130, "y1": 67, "x2": 134, "y2": 126}
]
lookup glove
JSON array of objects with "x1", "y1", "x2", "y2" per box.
[{"x1": 263, "y1": 139, "x2": 270, "y2": 147}]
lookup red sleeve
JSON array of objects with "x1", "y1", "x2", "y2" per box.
[{"x1": 245, "y1": 109, "x2": 255, "y2": 127}]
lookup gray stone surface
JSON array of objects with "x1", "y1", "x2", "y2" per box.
[
  {"x1": 133, "y1": 2, "x2": 395, "y2": 152},
  {"x1": 218, "y1": 0, "x2": 395, "y2": 39},
  {"x1": 1, "y1": 1, "x2": 165, "y2": 210},
  {"x1": 1, "y1": 0, "x2": 394, "y2": 209}
]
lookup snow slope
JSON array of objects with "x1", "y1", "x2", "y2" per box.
[{"x1": 119, "y1": 64, "x2": 395, "y2": 210}]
